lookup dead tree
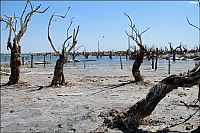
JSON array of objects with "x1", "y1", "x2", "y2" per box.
[
  {"x1": 0, "y1": 0, "x2": 49, "y2": 85},
  {"x1": 124, "y1": 13, "x2": 149, "y2": 82},
  {"x1": 169, "y1": 42, "x2": 182, "y2": 62},
  {"x1": 48, "y1": 7, "x2": 80, "y2": 87},
  {"x1": 98, "y1": 61, "x2": 200, "y2": 130},
  {"x1": 83, "y1": 48, "x2": 89, "y2": 59}
]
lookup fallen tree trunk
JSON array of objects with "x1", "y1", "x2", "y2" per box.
[{"x1": 99, "y1": 61, "x2": 200, "y2": 129}]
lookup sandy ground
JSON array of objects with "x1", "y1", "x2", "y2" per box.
[{"x1": 0, "y1": 61, "x2": 199, "y2": 132}]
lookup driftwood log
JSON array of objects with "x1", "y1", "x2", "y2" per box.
[
  {"x1": 97, "y1": 61, "x2": 200, "y2": 130},
  {"x1": 0, "y1": 0, "x2": 49, "y2": 85},
  {"x1": 124, "y1": 13, "x2": 149, "y2": 82}
]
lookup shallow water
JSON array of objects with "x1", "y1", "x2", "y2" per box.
[{"x1": 0, "y1": 54, "x2": 197, "y2": 68}]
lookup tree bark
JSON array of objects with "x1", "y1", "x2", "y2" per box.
[
  {"x1": 100, "y1": 66, "x2": 200, "y2": 129},
  {"x1": 123, "y1": 74, "x2": 200, "y2": 128},
  {"x1": 7, "y1": 42, "x2": 21, "y2": 85},
  {"x1": 51, "y1": 54, "x2": 66, "y2": 87},
  {"x1": 132, "y1": 47, "x2": 145, "y2": 82}
]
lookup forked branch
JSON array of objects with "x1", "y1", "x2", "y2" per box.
[
  {"x1": 67, "y1": 26, "x2": 80, "y2": 53},
  {"x1": 48, "y1": 7, "x2": 71, "y2": 54},
  {"x1": 124, "y1": 12, "x2": 149, "y2": 48},
  {"x1": 63, "y1": 17, "x2": 74, "y2": 47}
]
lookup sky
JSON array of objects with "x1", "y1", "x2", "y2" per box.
[{"x1": 0, "y1": 1, "x2": 199, "y2": 53}]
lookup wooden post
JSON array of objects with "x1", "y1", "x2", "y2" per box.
[
  {"x1": 128, "y1": 36, "x2": 130, "y2": 60},
  {"x1": 172, "y1": 50, "x2": 176, "y2": 62},
  {"x1": 152, "y1": 50, "x2": 154, "y2": 69},
  {"x1": 109, "y1": 50, "x2": 112, "y2": 59},
  {"x1": 120, "y1": 53, "x2": 123, "y2": 69},
  {"x1": 168, "y1": 54, "x2": 171, "y2": 74},
  {"x1": 22, "y1": 56, "x2": 24, "y2": 65},
  {"x1": 97, "y1": 41, "x2": 99, "y2": 59},
  {"x1": 49, "y1": 54, "x2": 51, "y2": 62},
  {"x1": 84, "y1": 59, "x2": 86, "y2": 68},
  {"x1": 43, "y1": 54, "x2": 46, "y2": 68},
  {"x1": 31, "y1": 55, "x2": 33, "y2": 68},
  {"x1": 155, "y1": 48, "x2": 158, "y2": 71}
]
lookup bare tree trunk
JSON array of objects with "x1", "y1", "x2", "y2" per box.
[
  {"x1": 51, "y1": 54, "x2": 65, "y2": 87},
  {"x1": 7, "y1": 43, "x2": 21, "y2": 85},
  {"x1": 132, "y1": 48, "x2": 145, "y2": 82}
]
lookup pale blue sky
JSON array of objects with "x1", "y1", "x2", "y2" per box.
[{"x1": 1, "y1": 1, "x2": 199, "y2": 53}]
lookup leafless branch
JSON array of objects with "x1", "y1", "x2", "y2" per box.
[
  {"x1": 186, "y1": 17, "x2": 200, "y2": 31},
  {"x1": 48, "y1": 13, "x2": 60, "y2": 54},
  {"x1": 169, "y1": 42, "x2": 173, "y2": 51},
  {"x1": 63, "y1": 17, "x2": 74, "y2": 47},
  {"x1": 35, "y1": 6, "x2": 50, "y2": 14},
  {"x1": 140, "y1": 27, "x2": 150, "y2": 35},
  {"x1": 124, "y1": 12, "x2": 149, "y2": 49},
  {"x1": 1, "y1": 25, "x2": 8, "y2": 31},
  {"x1": 13, "y1": 14, "x2": 18, "y2": 32},
  {"x1": 68, "y1": 26, "x2": 80, "y2": 53},
  {"x1": 7, "y1": 18, "x2": 13, "y2": 50},
  {"x1": 48, "y1": 7, "x2": 71, "y2": 54},
  {"x1": 1, "y1": 0, "x2": 49, "y2": 51},
  {"x1": 20, "y1": 0, "x2": 29, "y2": 27},
  {"x1": 16, "y1": 1, "x2": 49, "y2": 42},
  {"x1": 124, "y1": 12, "x2": 133, "y2": 28},
  {"x1": 0, "y1": 17, "x2": 11, "y2": 26},
  {"x1": 174, "y1": 43, "x2": 182, "y2": 51}
]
